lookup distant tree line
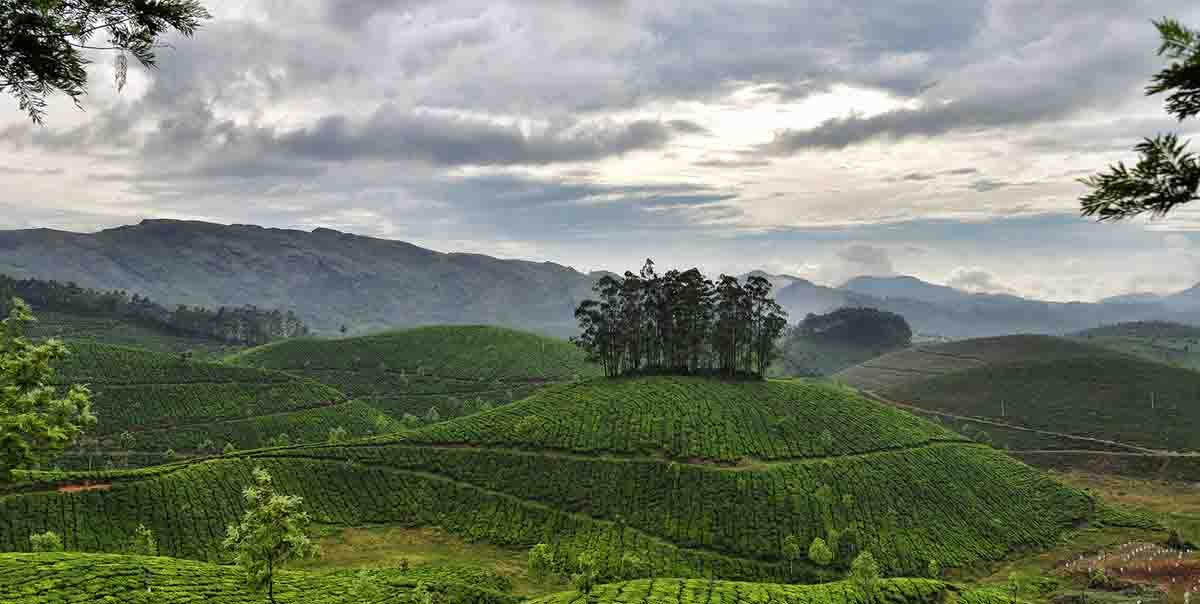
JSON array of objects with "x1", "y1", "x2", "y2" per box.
[
  {"x1": 572, "y1": 260, "x2": 788, "y2": 378},
  {"x1": 793, "y1": 307, "x2": 912, "y2": 350},
  {"x1": 0, "y1": 274, "x2": 308, "y2": 346}
]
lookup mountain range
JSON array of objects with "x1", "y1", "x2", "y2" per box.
[{"x1": 1, "y1": 219, "x2": 1198, "y2": 338}]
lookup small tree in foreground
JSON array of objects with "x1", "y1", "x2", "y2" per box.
[
  {"x1": 223, "y1": 467, "x2": 319, "y2": 604},
  {"x1": 0, "y1": 299, "x2": 95, "y2": 484},
  {"x1": 781, "y1": 535, "x2": 802, "y2": 577},
  {"x1": 128, "y1": 524, "x2": 158, "y2": 556},
  {"x1": 571, "y1": 551, "x2": 600, "y2": 595},
  {"x1": 808, "y1": 537, "x2": 834, "y2": 567},
  {"x1": 30, "y1": 530, "x2": 63, "y2": 552},
  {"x1": 849, "y1": 551, "x2": 881, "y2": 604}
]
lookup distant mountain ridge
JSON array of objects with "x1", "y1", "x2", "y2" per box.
[{"x1": 1, "y1": 219, "x2": 1199, "y2": 338}]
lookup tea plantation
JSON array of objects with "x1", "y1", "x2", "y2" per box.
[
  {"x1": 0, "y1": 552, "x2": 519, "y2": 604},
  {"x1": 51, "y1": 342, "x2": 395, "y2": 459},
  {"x1": 526, "y1": 578, "x2": 1015, "y2": 604},
  {"x1": 0, "y1": 377, "x2": 1107, "y2": 583},
  {"x1": 887, "y1": 355, "x2": 1200, "y2": 452},
  {"x1": 226, "y1": 325, "x2": 602, "y2": 420}
]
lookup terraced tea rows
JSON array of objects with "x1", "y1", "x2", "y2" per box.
[
  {"x1": 835, "y1": 335, "x2": 1122, "y2": 392},
  {"x1": 889, "y1": 356, "x2": 1200, "y2": 452},
  {"x1": 50, "y1": 342, "x2": 392, "y2": 457},
  {"x1": 400, "y1": 377, "x2": 967, "y2": 462},
  {"x1": 0, "y1": 552, "x2": 519, "y2": 604},
  {"x1": 525, "y1": 578, "x2": 1015, "y2": 604},
  {"x1": 227, "y1": 326, "x2": 601, "y2": 420},
  {"x1": 0, "y1": 377, "x2": 1109, "y2": 581}
]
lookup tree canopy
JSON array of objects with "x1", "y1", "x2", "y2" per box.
[
  {"x1": 1080, "y1": 18, "x2": 1200, "y2": 220},
  {"x1": 0, "y1": 298, "x2": 95, "y2": 484},
  {"x1": 1, "y1": 0, "x2": 211, "y2": 123},
  {"x1": 572, "y1": 260, "x2": 788, "y2": 378},
  {"x1": 223, "y1": 467, "x2": 318, "y2": 604}
]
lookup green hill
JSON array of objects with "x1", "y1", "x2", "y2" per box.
[
  {"x1": 1071, "y1": 322, "x2": 1200, "y2": 371},
  {"x1": 226, "y1": 326, "x2": 601, "y2": 420},
  {"x1": 888, "y1": 355, "x2": 1200, "y2": 453},
  {"x1": 26, "y1": 309, "x2": 243, "y2": 358},
  {"x1": 526, "y1": 578, "x2": 1013, "y2": 604},
  {"x1": 0, "y1": 552, "x2": 518, "y2": 604},
  {"x1": 52, "y1": 342, "x2": 394, "y2": 462},
  {"x1": 0, "y1": 377, "x2": 1104, "y2": 582},
  {"x1": 833, "y1": 335, "x2": 1118, "y2": 393}
]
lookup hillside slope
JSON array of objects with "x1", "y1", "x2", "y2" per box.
[
  {"x1": 53, "y1": 342, "x2": 393, "y2": 461},
  {"x1": 0, "y1": 377, "x2": 1101, "y2": 582},
  {"x1": 26, "y1": 310, "x2": 243, "y2": 358},
  {"x1": 227, "y1": 326, "x2": 601, "y2": 420},
  {"x1": 833, "y1": 335, "x2": 1122, "y2": 392},
  {"x1": 889, "y1": 355, "x2": 1200, "y2": 453},
  {"x1": 0, "y1": 220, "x2": 596, "y2": 336},
  {"x1": 0, "y1": 552, "x2": 518, "y2": 604},
  {"x1": 835, "y1": 335, "x2": 1200, "y2": 477},
  {"x1": 527, "y1": 578, "x2": 1012, "y2": 604}
]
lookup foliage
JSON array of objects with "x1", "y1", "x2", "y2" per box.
[
  {"x1": 0, "y1": 394, "x2": 1097, "y2": 581},
  {"x1": 890, "y1": 355, "x2": 1200, "y2": 452},
  {"x1": 849, "y1": 551, "x2": 882, "y2": 604},
  {"x1": 327, "y1": 426, "x2": 348, "y2": 444},
  {"x1": 779, "y1": 308, "x2": 912, "y2": 377},
  {"x1": 0, "y1": 298, "x2": 95, "y2": 483},
  {"x1": 128, "y1": 523, "x2": 157, "y2": 556},
  {"x1": 0, "y1": 551, "x2": 521, "y2": 604},
  {"x1": 29, "y1": 531, "x2": 63, "y2": 552},
  {"x1": 569, "y1": 551, "x2": 600, "y2": 594},
  {"x1": 37, "y1": 341, "x2": 387, "y2": 465},
  {"x1": 402, "y1": 376, "x2": 965, "y2": 462},
  {"x1": 1080, "y1": 19, "x2": 1200, "y2": 219},
  {"x1": 526, "y1": 577, "x2": 1004, "y2": 604},
  {"x1": 573, "y1": 260, "x2": 787, "y2": 378},
  {"x1": 0, "y1": 275, "x2": 307, "y2": 346},
  {"x1": 528, "y1": 543, "x2": 557, "y2": 580},
  {"x1": 0, "y1": 0, "x2": 211, "y2": 123},
  {"x1": 228, "y1": 325, "x2": 600, "y2": 421},
  {"x1": 223, "y1": 467, "x2": 319, "y2": 603},
  {"x1": 809, "y1": 537, "x2": 834, "y2": 566}
]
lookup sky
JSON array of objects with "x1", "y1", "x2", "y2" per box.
[{"x1": 4, "y1": 0, "x2": 1200, "y2": 302}]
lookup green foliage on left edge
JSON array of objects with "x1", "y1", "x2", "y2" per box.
[{"x1": 0, "y1": 298, "x2": 95, "y2": 484}]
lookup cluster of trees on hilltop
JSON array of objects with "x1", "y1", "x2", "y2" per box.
[
  {"x1": 779, "y1": 308, "x2": 913, "y2": 377},
  {"x1": 794, "y1": 308, "x2": 913, "y2": 349},
  {"x1": 0, "y1": 275, "x2": 308, "y2": 346},
  {"x1": 572, "y1": 260, "x2": 788, "y2": 377}
]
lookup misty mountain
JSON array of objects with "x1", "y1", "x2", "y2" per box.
[
  {"x1": 0, "y1": 220, "x2": 595, "y2": 337},
  {"x1": 0, "y1": 219, "x2": 1197, "y2": 339}
]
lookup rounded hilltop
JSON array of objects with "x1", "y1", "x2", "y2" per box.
[
  {"x1": 399, "y1": 375, "x2": 969, "y2": 462},
  {"x1": 226, "y1": 324, "x2": 602, "y2": 420}
]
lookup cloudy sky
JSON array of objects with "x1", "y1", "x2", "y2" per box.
[{"x1": 4, "y1": 0, "x2": 1200, "y2": 301}]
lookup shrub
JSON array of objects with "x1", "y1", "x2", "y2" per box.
[{"x1": 30, "y1": 531, "x2": 63, "y2": 552}]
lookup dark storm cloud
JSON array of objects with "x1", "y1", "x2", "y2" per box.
[{"x1": 271, "y1": 106, "x2": 683, "y2": 165}]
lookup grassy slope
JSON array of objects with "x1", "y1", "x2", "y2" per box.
[
  {"x1": 0, "y1": 552, "x2": 518, "y2": 604},
  {"x1": 28, "y1": 309, "x2": 242, "y2": 358},
  {"x1": 53, "y1": 342, "x2": 395, "y2": 456},
  {"x1": 833, "y1": 335, "x2": 1117, "y2": 393},
  {"x1": 226, "y1": 325, "x2": 601, "y2": 420},
  {"x1": 526, "y1": 578, "x2": 1014, "y2": 604},
  {"x1": 0, "y1": 377, "x2": 1101, "y2": 582},
  {"x1": 888, "y1": 356, "x2": 1200, "y2": 453}
]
